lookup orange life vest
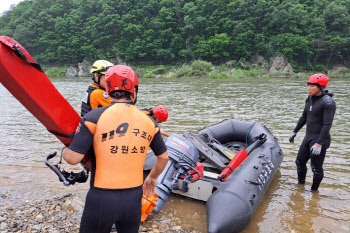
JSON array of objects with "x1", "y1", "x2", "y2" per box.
[
  {"x1": 81, "y1": 83, "x2": 111, "y2": 116},
  {"x1": 84, "y1": 103, "x2": 159, "y2": 189}
]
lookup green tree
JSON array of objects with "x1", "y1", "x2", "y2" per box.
[{"x1": 1, "y1": 0, "x2": 350, "y2": 68}]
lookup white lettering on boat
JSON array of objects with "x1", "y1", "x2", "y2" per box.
[
  {"x1": 257, "y1": 161, "x2": 274, "y2": 191},
  {"x1": 172, "y1": 137, "x2": 190, "y2": 149}
]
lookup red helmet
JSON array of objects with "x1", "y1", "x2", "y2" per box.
[
  {"x1": 307, "y1": 74, "x2": 329, "y2": 89},
  {"x1": 154, "y1": 105, "x2": 168, "y2": 122},
  {"x1": 105, "y1": 65, "x2": 139, "y2": 94}
]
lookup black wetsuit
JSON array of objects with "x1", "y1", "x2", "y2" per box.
[{"x1": 294, "y1": 91, "x2": 336, "y2": 190}]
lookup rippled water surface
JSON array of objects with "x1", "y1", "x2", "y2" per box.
[{"x1": 1, "y1": 77, "x2": 349, "y2": 232}]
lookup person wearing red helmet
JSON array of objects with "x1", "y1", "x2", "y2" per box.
[
  {"x1": 141, "y1": 105, "x2": 170, "y2": 137},
  {"x1": 62, "y1": 65, "x2": 169, "y2": 233},
  {"x1": 153, "y1": 105, "x2": 168, "y2": 123},
  {"x1": 289, "y1": 74, "x2": 336, "y2": 191}
]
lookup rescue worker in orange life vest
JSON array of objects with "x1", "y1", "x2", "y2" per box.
[
  {"x1": 289, "y1": 74, "x2": 336, "y2": 192},
  {"x1": 141, "y1": 105, "x2": 170, "y2": 137},
  {"x1": 63, "y1": 65, "x2": 169, "y2": 233},
  {"x1": 80, "y1": 60, "x2": 113, "y2": 117}
]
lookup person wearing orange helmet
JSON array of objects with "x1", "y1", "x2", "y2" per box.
[
  {"x1": 141, "y1": 105, "x2": 170, "y2": 137},
  {"x1": 289, "y1": 74, "x2": 336, "y2": 191},
  {"x1": 62, "y1": 65, "x2": 169, "y2": 233}
]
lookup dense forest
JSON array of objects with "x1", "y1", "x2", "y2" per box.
[{"x1": 1, "y1": 0, "x2": 350, "y2": 70}]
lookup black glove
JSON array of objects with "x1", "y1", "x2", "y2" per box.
[
  {"x1": 310, "y1": 144, "x2": 322, "y2": 156},
  {"x1": 289, "y1": 132, "x2": 296, "y2": 143}
]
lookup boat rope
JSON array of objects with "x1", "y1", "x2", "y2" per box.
[{"x1": 245, "y1": 122, "x2": 256, "y2": 147}]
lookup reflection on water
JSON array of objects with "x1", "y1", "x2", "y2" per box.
[{"x1": 1, "y1": 77, "x2": 350, "y2": 232}]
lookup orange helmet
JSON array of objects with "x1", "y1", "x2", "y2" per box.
[
  {"x1": 154, "y1": 105, "x2": 168, "y2": 122},
  {"x1": 105, "y1": 65, "x2": 139, "y2": 95},
  {"x1": 307, "y1": 74, "x2": 329, "y2": 89}
]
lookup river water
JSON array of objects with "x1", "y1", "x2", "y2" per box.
[{"x1": 0, "y1": 77, "x2": 349, "y2": 233}]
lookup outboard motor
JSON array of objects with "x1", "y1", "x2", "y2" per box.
[{"x1": 152, "y1": 133, "x2": 199, "y2": 214}]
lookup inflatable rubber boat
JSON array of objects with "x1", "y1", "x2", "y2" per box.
[{"x1": 143, "y1": 119, "x2": 283, "y2": 233}]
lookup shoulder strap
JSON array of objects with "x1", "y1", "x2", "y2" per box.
[{"x1": 0, "y1": 38, "x2": 43, "y2": 72}]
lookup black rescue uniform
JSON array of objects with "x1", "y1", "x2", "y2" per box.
[
  {"x1": 81, "y1": 83, "x2": 111, "y2": 117},
  {"x1": 69, "y1": 102, "x2": 167, "y2": 233},
  {"x1": 293, "y1": 91, "x2": 336, "y2": 190}
]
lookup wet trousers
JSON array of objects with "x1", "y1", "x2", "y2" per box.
[
  {"x1": 295, "y1": 134, "x2": 330, "y2": 190},
  {"x1": 79, "y1": 186, "x2": 142, "y2": 233}
]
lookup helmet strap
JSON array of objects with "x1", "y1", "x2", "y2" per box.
[
  {"x1": 92, "y1": 73, "x2": 105, "y2": 91},
  {"x1": 110, "y1": 91, "x2": 135, "y2": 105},
  {"x1": 97, "y1": 73, "x2": 101, "y2": 86},
  {"x1": 133, "y1": 86, "x2": 138, "y2": 104},
  {"x1": 111, "y1": 100, "x2": 134, "y2": 105}
]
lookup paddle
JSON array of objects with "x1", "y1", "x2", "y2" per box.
[
  {"x1": 218, "y1": 134, "x2": 267, "y2": 181},
  {"x1": 208, "y1": 142, "x2": 236, "y2": 160}
]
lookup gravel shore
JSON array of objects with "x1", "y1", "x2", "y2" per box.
[{"x1": 0, "y1": 193, "x2": 202, "y2": 233}]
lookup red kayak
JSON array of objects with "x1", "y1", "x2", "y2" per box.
[{"x1": 0, "y1": 36, "x2": 80, "y2": 146}]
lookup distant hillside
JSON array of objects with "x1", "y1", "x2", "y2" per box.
[{"x1": 1, "y1": 0, "x2": 350, "y2": 70}]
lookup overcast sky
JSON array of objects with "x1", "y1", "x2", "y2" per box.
[{"x1": 0, "y1": 0, "x2": 25, "y2": 15}]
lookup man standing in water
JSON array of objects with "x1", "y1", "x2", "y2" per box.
[
  {"x1": 63, "y1": 65, "x2": 169, "y2": 233},
  {"x1": 289, "y1": 74, "x2": 336, "y2": 191}
]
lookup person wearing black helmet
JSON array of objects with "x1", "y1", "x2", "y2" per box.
[
  {"x1": 289, "y1": 74, "x2": 336, "y2": 191},
  {"x1": 80, "y1": 60, "x2": 114, "y2": 117}
]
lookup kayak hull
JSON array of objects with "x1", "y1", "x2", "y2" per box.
[{"x1": 0, "y1": 36, "x2": 80, "y2": 146}]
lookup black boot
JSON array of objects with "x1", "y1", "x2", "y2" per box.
[
  {"x1": 311, "y1": 184, "x2": 319, "y2": 191},
  {"x1": 311, "y1": 166, "x2": 324, "y2": 191},
  {"x1": 296, "y1": 160, "x2": 307, "y2": 185}
]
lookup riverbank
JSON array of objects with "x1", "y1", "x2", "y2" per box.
[
  {"x1": 43, "y1": 59, "x2": 350, "y2": 80},
  {"x1": 0, "y1": 164, "x2": 206, "y2": 233},
  {"x1": 0, "y1": 193, "x2": 201, "y2": 233}
]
